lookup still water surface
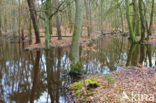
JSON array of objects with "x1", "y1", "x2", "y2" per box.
[{"x1": 0, "y1": 36, "x2": 155, "y2": 103}]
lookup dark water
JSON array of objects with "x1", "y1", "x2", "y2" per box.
[{"x1": 0, "y1": 35, "x2": 155, "y2": 103}]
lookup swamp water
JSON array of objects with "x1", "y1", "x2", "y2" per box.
[{"x1": 0, "y1": 35, "x2": 155, "y2": 103}]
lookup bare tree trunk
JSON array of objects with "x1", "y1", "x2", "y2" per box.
[
  {"x1": 28, "y1": 17, "x2": 32, "y2": 43},
  {"x1": 18, "y1": 0, "x2": 21, "y2": 43},
  {"x1": 84, "y1": 0, "x2": 91, "y2": 37},
  {"x1": 72, "y1": 0, "x2": 83, "y2": 63},
  {"x1": 0, "y1": 0, "x2": 1, "y2": 35},
  {"x1": 148, "y1": 0, "x2": 154, "y2": 36},
  {"x1": 54, "y1": 0, "x2": 62, "y2": 40},
  {"x1": 138, "y1": 0, "x2": 145, "y2": 42},
  {"x1": 27, "y1": 0, "x2": 40, "y2": 43}
]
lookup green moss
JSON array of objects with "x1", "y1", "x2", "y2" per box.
[
  {"x1": 75, "y1": 90, "x2": 80, "y2": 96},
  {"x1": 69, "y1": 62, "x2": 83, "y2": 74},
  {"x1": 73, "y1": 82, "x2": 82, "y2": 90},
  {"x1": 80, "y1": 98, "x2": 87, "y2": 102},
  {"x1": 86, "y1": 92, "x2": 93, "y2": 96},
  {"x1": 85, "y1": 79, "x2": 100, "y2": 89}
]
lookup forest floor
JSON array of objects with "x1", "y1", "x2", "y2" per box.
[{"x1": 68, "y1": 67, "x2": 156, "y2": 103}]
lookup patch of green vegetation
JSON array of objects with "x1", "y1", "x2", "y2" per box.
[
  {"x1": 69, "y1": 62, "x2": 83, "y2": 75},
  {"x1": 86, "y1": 92, "x2": 93, "y2": 96},
  {"x1": 72, "y1": 82, "x2": 83, "y2": 96},
  {"x1": 103, "y1": 74, "x2": 115, "y2": 86},
  {"x1": 73, "y1": 82, "x2": 82, "y2": 90},
  {"x1": 80, "y1": 98, "x2": 87, "y2": 102},
  {"x1": 85, "y1": 79, "x2": 100, "y2": 89},
  {"x1": 75, "y1": 90, "x2": 80, "y2": 96}
]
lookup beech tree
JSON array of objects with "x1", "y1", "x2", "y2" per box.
[{"x1": 72, "y1": 0, "x2": 83, "y2": 64}]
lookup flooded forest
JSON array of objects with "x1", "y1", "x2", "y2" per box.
[{"x1": 0, "y1": 0, "x2": 156, "y2": 103}]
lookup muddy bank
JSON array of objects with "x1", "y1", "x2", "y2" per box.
[
  {"x1": 68, "y1": 67, "x2": 156, "y2": 103},
  {"x1": 24, "y1": 31, "x2": 128, "y2": 51},
  {"x1": 24, "y1": 34, "x2": 106, "y2": 51}
]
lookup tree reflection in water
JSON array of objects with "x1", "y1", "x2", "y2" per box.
[{"x1": 0, "y1": 36, "x2": 155, "y2": 102}]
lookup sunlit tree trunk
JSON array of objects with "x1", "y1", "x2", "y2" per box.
[
  {"x1": 125, "y1": 0, "x2": 137, "y2": 43},
  {"x1": 27, "y1": 0, "x2": 41, "y2": 43},
  {"x1": 72, "y1": 0, "x2": 83, "y2": 63}
]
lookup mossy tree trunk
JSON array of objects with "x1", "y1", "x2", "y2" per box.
[
  {"x1": 44, "y1": 13, "x2": 50, "y2": 50},
  {"x1": 125, "y1": 0, "x2": 137, "y2": 43},
  {"x1": 44, "y1": 0, "x2": 51, "y2": 50},
  {"x1": 132, "y1": 0, "x2": 141, "y2": 36},
  {"x1": 138, "y1": 0, "x2": 145, "y2": 42},
  {"x1": 148, "y1": 0, "x2": 154, "y2": 36},
  {"x1": 72, "y1": 0, "x2": 83, "y2": 64}
]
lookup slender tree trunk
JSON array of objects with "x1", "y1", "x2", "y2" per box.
[
  {"x1": 119, "y1": 7, "x2": 124, "y2": 32},
  {"x1": 72, "y1": 0, "x2": 83, "y2": 63},
  {"x1": 12, "y1": 0, "x2": 16, "y2": 36},
  {"x1": 21, "y1": 0, "x2": 24, "y2": 41},
  {"x1": 44, "y1": 0, "x2": 51, "y2": 50},
  {"x1": 18, "y1": 0, "x2": 21, "y2": 42},
  {"x1": 132, "y1": 0, "x2": 137, "y2": 31},
  {"x1": 84, "y1": 0, "x2": 91, "y2": 37},
  {"x1": 54, "y1": 0, "x2": 62, "y2": 40},
  {"x1": 125, "y1": 0, "x2": 137, "y2": 43},
  {"x1": 28, "y1": 17, "x2": 32, "y2": 43},
  {"x1": 68, "y1": 3, "x2": 73, "y2": 33},
  {"x1": 135, "y1": 0, "x2": 141, "y2": 36},
  {"x1": 44, "y1": 14, "x2": 50, "y2": 50},
  {"x1": 49, "y1": 19, "x2": 53, "y2": 37},
  {"x1": 139, "y1": 0, "x2": 145, "y2": 42},
  {"x1": 27, "y1": 0, "x2": 41, "y2": 43},
  {"x1": 148, "y1": 0, "x2": 154, "y2": 36},
  {"x1": 0, "y1": 0, "x2": 1, "y2": 35}
]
